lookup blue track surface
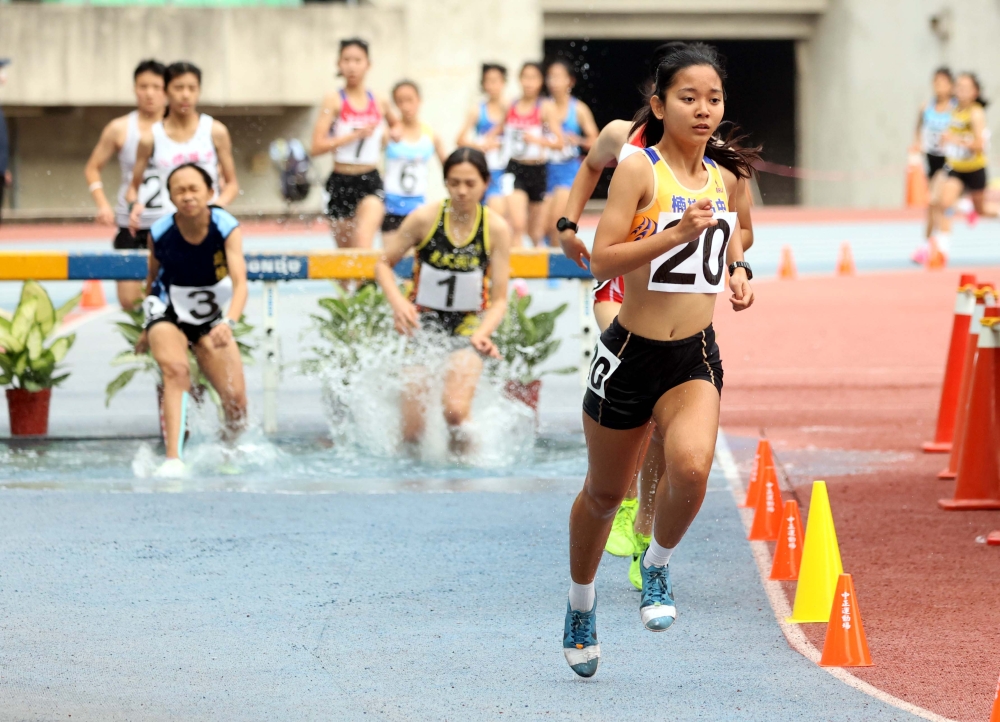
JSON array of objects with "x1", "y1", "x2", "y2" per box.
[{"x1": 0, "y1": 466, "x2": 921, "y2": 720}]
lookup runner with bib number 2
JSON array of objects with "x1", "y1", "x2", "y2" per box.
[
  {"x1": 374, "y1": 147, "x2": 511, "y2": 456},
  {"x1": 562, "y1": 43, "x2": 759, "y2": 679},
  {"x1": 135, "y1": 163, "x2": 249, "y2": 479}
]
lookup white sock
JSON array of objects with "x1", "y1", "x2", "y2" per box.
[
  {"x1": 935, "y1": 233, "x2": 952, "y2": 254},
  {"x1": 643, "y1": 536, "x2": 675, "y2": 569},
  {"x1": 568, "y1": 581, "x2": 595, "y2": 612}
]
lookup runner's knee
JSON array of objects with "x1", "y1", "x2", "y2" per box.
[{"x1": 160, "y1": 360, "x2": 191, "y2": 387}]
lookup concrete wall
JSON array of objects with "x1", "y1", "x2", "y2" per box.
[
  {"x1": 0, "y1": 1, "x2": 541, "y2": 216},
  {"x1": 4, "y1": 0, "x2": 1000, "y2": 211},
  {"x1": 798, "y1": 0, "x2": 1000, "y2": 206}
]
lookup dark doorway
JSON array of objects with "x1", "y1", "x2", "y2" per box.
[{"x1": 543, "y1": 39, "x2": 797, "y2": 204}]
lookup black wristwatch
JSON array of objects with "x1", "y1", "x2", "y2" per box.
[
  {"x1": 728, "y1": 261, "x2": 753, "y2": 280},
  {"x1": 556, "y1": 217, "x2": 579, "y2": 233}
]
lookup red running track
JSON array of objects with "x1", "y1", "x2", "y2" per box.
[{"x1": 714, "y1": 268, "x2": 1000, "y2": 722}]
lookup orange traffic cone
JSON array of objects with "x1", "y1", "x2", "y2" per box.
[
  {"x1": 778, "y1": 246, "x2": 797, "y2": 280},
  {"x1": 990, "y1": 670, "x2": 1000, "y2": 722},
  {"x1": 905, "y1": 154, "x2": 929, "y2": 208},
  {"x1": 741, "y1": 439, "x2": 773, "y2": 508},
  {"x1": 748, "y1": 463, "x2": 783, "y2": 541},
  {"x1": 923, "y1": 274, "x2": 978, "y2": 453},
  {"x1": 988, "y1": 531, "x2": 1000, "y2": 546},
  {"x1": 939, "y1": 307, "x2": 1000, "y2": 510},
  {"x1": 769, "y1": 499, "x2": 804, "y2": 581},
  {"x1": 939, "y1": 284, "x2": 993, "y2": 479},
  {"x1": 80, "y1": 279, "x2": 106, "y2": 310},
  {"x1": 927, "y1": 237, "x2": 947, "y2": 270},
  {"x1": 819, "y1": 573, "x2": 873, "y2": 667},
  {"x1": 836, "y1": 242, "x2": 855, "y2": 276}
]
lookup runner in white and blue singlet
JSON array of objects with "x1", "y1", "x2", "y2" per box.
[
  {"x1": 457, "y1": 63, "x2": 510, "y2": 217},
  {"x1": 381, "y1": 80, "x2": 448, "y2": 241}
]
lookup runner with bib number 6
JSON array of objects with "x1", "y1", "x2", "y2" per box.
[
  {"x1": 562, "y1": 43, "x2": 758, "y2": 679},
  {"x1": 374, "y1": 148, "x2": 511, "y2": 453},
  {"x1": 135, "y1": 163, "x2": 249, "y2": 479}
]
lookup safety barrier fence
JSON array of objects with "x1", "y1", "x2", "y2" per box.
[{"x1": 0, "y1": 249, "x2": 598, "y2": 433}]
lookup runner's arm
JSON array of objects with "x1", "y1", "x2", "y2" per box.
[
  {"x1": 433, "y1": 133, "x2": 450, "y2": 165},
  {"x1": 575, "y1": 101, "x2": 599, "y2": 153},
  {"x1": 84, "y1": 118, "x2": 123, "y2": 225},
  {"x1": 455, "y1": 107, "x2": 481, "y2": 148},
  {"x1": 726, "y1": 217, "x2": 753, "y2": 311},
  {"x1": 911, "y1": 103, "x2": 926, "y2": 152},
  {"x1": 126, "y1": 131, "x2": 154, "y2": 204},
  {"x1": 374, "y1": 204, "x2": 435, "y2": 334},
  {"x1": 530, "y1": 101, "x2": 563, "y2": 150},
  {"x1": 727, "y1": 171, "x2": 754, "y2": 251},
  {"x1": 968, "y1": 106, "x2": 988, "y2": 153},
  {"x1": 557, "y1": 121, "x2": 633, "y2": 267},
  {"x1": 223, "y1": 227, "x2": 248, "y2": 321},
  {"x1": 590, "y1": 155, "x2": 717, "y2": 282},
  {"x1": 476, "y1": 213, "x2": 511, "y2": 341},
  {"x1": 135, "y1": 239, "x2": 160, "y2": 353},
  {"x1": 212, "y1": 121, "x2": 240, "y2": 207}
]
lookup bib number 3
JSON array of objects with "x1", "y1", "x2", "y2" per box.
[
  {"x1": 648, "y1": 211, "x2": 736, "y2": 294},
  {"x1": 169, "y1": 276, "x2": 234, "y2": 326}
]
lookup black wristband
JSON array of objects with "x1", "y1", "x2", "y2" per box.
[
  {"x1": 728, "y1": 261, "x2": 753, "y2": 280},
  {"x1": 556, "y1": 217, "x2": 579, "y2": 233}
]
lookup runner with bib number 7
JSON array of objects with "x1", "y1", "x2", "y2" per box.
[
  {"x1": 562, "y1": 43, "x2": 758, "y2": 679},
  {"x1": 135, "y1": 163, "x2": 249, "y2": 479},
  {"x1": 374, "y1": 148, "x2": 511, "y2": 454}
]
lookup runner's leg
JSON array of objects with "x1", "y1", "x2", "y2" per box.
[
  {"x1": 193, "y1": 333, "x2": 248, "y2": 441},
  {"x1": 352, "y1": 195, "x2": 386, "y2": 249},
  {"x1": 149, "y1": 322, "x2": 192, "y2": 459},
  {"x1": 507, "y1": 189, "x2": 529, "y2": 247},
  {"x1": 401, "y1": 365, "x2": 429, "y2": 444}
]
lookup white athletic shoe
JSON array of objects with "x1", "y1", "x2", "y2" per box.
[{"x1": 153, "y1": 458, "x2": 187, "y2": 479}]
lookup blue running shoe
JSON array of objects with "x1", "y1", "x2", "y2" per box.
[
  {"x1": 639, "y1": 553, "x2": 676, "y2": 632},
  {"x1": 563, "y1": 600, "x2": 600, "y2": 677}
]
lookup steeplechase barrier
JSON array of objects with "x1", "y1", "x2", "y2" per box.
[{"x1": 0, "y1": 249, "x2": 598, "y2": 433}]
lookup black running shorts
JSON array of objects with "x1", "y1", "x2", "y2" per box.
[
  {"x1": 925, "y1": 153, "x2": 946, "y2": 179},
  {"x1": 114, "y1": 227, "x2": 151, "y2": 251},
  {"x1": 506, "y1": 160, "x2": 547, "y2": 203},
  {"x1": 947, "y1": 166, "x2": 987, "y2": 192},
  {"x1": 147, "y1": 306, "x2": 218, "y2": 347},
  {"x1": 325, "y1": 170, "x2": 385, "y2": 219},
  {"x1": 381, "y1": 212, "x2": 407, "y2": 232},
  {"x1": 583, "y1": 318, "x2": 723, "y2": 430}
]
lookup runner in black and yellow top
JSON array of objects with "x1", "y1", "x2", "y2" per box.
[
  {"x1": 562, "y1": 43, "x2": 757, "y2": 678},
  {"x1": 930, "y1": 72, "x2": 997, "y2": 259},
  {"x1": 374, "y1": 147, "x2": 511, "y2": 452}
]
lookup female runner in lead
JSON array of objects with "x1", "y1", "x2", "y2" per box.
[
  {"x1": 310, "y1": 38, "x2": 397, "y2": 249},
  {"x1": 374, "y1": 148, "x2": 511, "y2": 454},
  {"x1": 556, "y1": 42, "x2": 756, "y2": 591},
  {"x1": 562, "y1": 43, "x2": 757, "y2": 678}
]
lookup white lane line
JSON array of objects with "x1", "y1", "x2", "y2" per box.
[{"x1": 715, "y1": 429, "x2": 957, "y2": 722}]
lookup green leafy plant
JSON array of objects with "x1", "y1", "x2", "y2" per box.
[
  {"x1": 105, "y1": 305, "x2": 256, "y2": 407},
  {"x1": 302, "y1": 283, "x2": 395, "y2": 373},
  {"x1": 494, "y1": 292, "x2": 575, "y2": 384},
  {"x1": 0, "y1": 281, "x2": 79, "y2": 391}
]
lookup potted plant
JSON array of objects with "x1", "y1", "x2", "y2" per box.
[
  {"x1": 493, "y1": 289, "x2": 575, "y2": 411},
  {"x1": 105, "y1": 304, "x2": 256, "y2": 434},
  {"x1": 302, "y1": 282, "x2": 396, "y2": 373},
  {"x1": 0, "y1": 281, "x2": 80, "y2": 436}
]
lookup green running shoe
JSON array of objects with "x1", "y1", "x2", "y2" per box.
[
  {"x1": 629, "y1": 534, "x2": 651, "y2": 591},
  {"x1": 605, "y1": 498, "x2": 638, "y2": 557}
]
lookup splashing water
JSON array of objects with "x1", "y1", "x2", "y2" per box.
[{"x1": 311, "y1": 325, "x2": 537, "y2": 469}]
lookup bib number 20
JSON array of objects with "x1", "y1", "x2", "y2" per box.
[{"x1": 648, "y1": 211, "x2": 735, "y2": 294}]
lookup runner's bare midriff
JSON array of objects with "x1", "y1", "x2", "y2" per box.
[{"x1": 616, "y1": 272, "x2": 717, "y2": 341}]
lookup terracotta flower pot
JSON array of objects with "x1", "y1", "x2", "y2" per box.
[
  {"x1": 6, "y1": 387, "x2": 52, "y2": 436},
  {"x1": 503, "y1": 379, "x2": 542, "y2": 411}
]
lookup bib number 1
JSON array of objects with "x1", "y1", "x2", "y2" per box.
[
  {"x1": 648, "y1": 211, "x2": 736, "y2": 294},
  {"x1": 414, "y1": 265, "x2": 483, "y2": 312}
]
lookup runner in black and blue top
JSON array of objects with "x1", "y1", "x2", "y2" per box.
[{"x1": 136, "y1": 162, "x2": 249, "y2": 477}]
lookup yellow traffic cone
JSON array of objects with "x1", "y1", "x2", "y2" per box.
[{"x1": 787, "y1": 480, "x2": 844, "y2": 623}]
